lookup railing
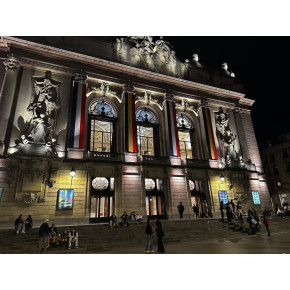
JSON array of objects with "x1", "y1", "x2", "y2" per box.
[
  {"x1": 141, "y1": 155, "x2": 170, "y2": 165},
  {"x1": 184, "y1": 158, "x2": 210, "y2": 168},
  {"x1": 87, "y1": 151, "x2": 122, "y2": 162}
]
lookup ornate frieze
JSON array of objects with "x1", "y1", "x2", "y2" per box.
[
  {"x1": 16, "y1": 192, "x2": 45, "y2": 206},
  {"x1": 3, "y1": 55, "x2": 21, "y2": 71},
  {"x1": 123, "y1": 83, "x2": 134, "y2": 93},
  {"x1": 175, "y1": 99, "x2": 201, "y2": 116}
]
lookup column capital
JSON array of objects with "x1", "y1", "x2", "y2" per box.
[
  {"x1": 3, "y1": 54, "x2": 21, "y2": 71},
  {"x1": 200, "y1": 96, "x2": 208, "y2": 108},
  {"x1": 164, "y1": 91, "x2": 174, "y2": 101},
  {"x1": 123, "y1": 83, "x2": 135, "y2": 93},
  {"x1": 74, "y1": 72, "x2": 87, "y2": 83}
]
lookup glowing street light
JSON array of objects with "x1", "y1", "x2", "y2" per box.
[
  {"x1": 70, "y1": 167, "x2": 76, "y2": 185},
  {"x1": 220, "y1": 174, "x2": 225, "y2": 183}
]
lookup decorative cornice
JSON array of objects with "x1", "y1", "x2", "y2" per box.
[
  {"x1": 123, "y1": 83, "x2": 135, "y2": 93},
  {"x1": 3, "y1": 37, "x2": 248, "y2": 103}
]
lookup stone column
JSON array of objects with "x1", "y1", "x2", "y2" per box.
[
  {"x1": 0, "y1": 55, "x2": 21, "y2": 155},
  {"x1": 67, "y1": 72, "x2": 87, "y2": 160}
]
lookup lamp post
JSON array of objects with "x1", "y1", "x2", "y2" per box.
[{"x1": 70, "y1": 167, "x2": 76, "y2": 185}]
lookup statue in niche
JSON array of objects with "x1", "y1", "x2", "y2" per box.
[
  {"x1": 14, "y1": 71, "x2": 60, "y2": 156},
  {"x1": 26, "y1": 71, "x2": 60, "y2": 143},
  {"x1": 215, "y1": 107, "x2": 238, "y2": 164}
]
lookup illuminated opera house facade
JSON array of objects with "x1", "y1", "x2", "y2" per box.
[{"x1": 0, "y1": 36, "x2": 271, "y2": 225}]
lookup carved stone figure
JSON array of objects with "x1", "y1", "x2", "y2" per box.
[
  {"x1": 215, "y1": 107, "x2": 238, "y2": 163},
  {"x1": 3, "y1": 55, "x2": 21, "y2": 71},
  {"x1": 14, "y1": 71, "x2": 60, "y2": 156}
]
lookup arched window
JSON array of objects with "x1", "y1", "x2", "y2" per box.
[
  {"x1": 136, "y1": 107, "x2": 159, "y2": 156},
  {"x1": 176, "y1": 113, "x2": 197, "y2": 159},
  {"x1": 88, "y1": 99, "x2": 117, "y2": 153}
]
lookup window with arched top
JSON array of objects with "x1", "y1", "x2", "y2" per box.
[
  {"x1": 176, "y1": 113, "x2": 197, "y2": 159},
  {"x1": 88, "y1": 99, "x2": 117, "y2": 153},
  {"x1": 136, "y1": 107, "x2": 159, "y2": 156}
]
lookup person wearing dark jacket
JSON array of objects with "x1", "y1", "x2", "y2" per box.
[
  {"x1": 263, "y1": 209, "x2": 271, "y2": 236},
  {"x1": 15, "y1": 214, "x2": 25, "y2": 234},
  {"x1": 155, "y1": 219, "x2": 165, "y2": 253},
  {"x1": 145, "y1": 219, "x2": 154, "y2": 253},
  {"x1": 24, "y1": 215, "x2": 33, "y2": 231},
  {"x1": 177, "y1": 202, "x2": 185, "y2": 219},
  {"x1": 39, "y1": 219, "x2": 50, "y2": 253},
  {"x1": 225, "y1": 203, "x2": 232, "y2": 223}
]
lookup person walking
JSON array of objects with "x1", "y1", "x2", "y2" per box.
[
  {"x1": 155, "y1": 219, "x2": 165, "y2": 253},
  {"x1": 39, "y1": 219, "x2": 50, "y2": 254},
  {"x1": 177, "y1": 202, "x2": 185, "y2": 219},
  {"x1": 220, "y1": 201, "x2": 224, "y2": 222},
  {"x1": 145, "y1": 219, "x2": 154, "y2": 253},
  {"x1": 252, "y1": 208, "x2": 261, "y2": 233},
  {"x1": 194, "y1": 203, "x2": 199, "y2": 219},
  {"x1": 263, "y1": 209, "x2": 271, "y2": 236},
  {"x1": 247, "y1": 210, "x2": 257, "y2": 235},
  {"x1": 230, "y1": 199, "x2": 236, "y2": 213}
]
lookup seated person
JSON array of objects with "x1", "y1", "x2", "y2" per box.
[
  {"x1": 277, "y1": 207, "x2": 286, "y2": 218},
  {"x1": 68, "y1": 228, "x2": 78, "y2": 249},
  {"x1": 109, "y1": 214, "x2": 118, "y2": 228},
  {"x1": 285, "y1": 207, "x2": 290, "y2": 216},
  {"x1": 120, "y1": 212, "x2": 129, "y2": 227},
  {"x1": 60, "y1": 229, "x2": 69, "y2": 247},
  {"x1": 136, "y1": 213, "x2": 142, "y2": 221},
  {"x1": 24, "y1": 215, "x2": 33, "y2": 231},
  {"x1": 15, "y1": 214, "x2": 25, "y2": 234},
  {"x1": 49, "y1": 223, "x2": 60, "y2": 247},
  {"x1": 129, "y1": 211, "x2": 136, "y2": 221}
]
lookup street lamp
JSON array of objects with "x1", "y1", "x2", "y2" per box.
[
  {"x1": 220, "y1": 174, "x2": 225, "y2": 183},
  {"x1": 70, "y1": 167, "x2": 76, "y2": 185}
]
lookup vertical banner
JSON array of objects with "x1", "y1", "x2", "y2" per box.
[
  {"x1": 202, "y1": 107, "x2": 218, "y2": 159},
  {"x1": 166, "y1": 100, "x2": 180, "y2": 157},
  {"x1": 124, "y1": 92, "x2": 137, "y2": 153},
  {"x1": 69, "y1": 81, "x2": 87, "y2": 149}
]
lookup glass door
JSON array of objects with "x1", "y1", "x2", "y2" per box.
[{"x1": 145, "y1": 178, "x2": 166, "y2": 220}]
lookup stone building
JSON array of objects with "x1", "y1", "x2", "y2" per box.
[
  {"x1": 0, "y1": 36, "x2": 271, "y2": 225},
  {"x1": 260, "y1": 133, "x2": 290, "y2": 209}
]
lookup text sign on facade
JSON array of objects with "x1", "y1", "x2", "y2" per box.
[
  {"x1": 218, "y1": 190, "x2": 228, "y2": 205},
  {"x1": 252, "y1": 191, "x2": 261, "y2": 205}
]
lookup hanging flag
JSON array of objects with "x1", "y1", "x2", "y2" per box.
[
  {"x1": 202, "y1": 107, "x2": 218, "y2": 159},
  {"x1": 69, "y1": 81, "x2": 87, "y2": 149},
  {"x1": 124, "y1": 92, "x2": 137, "y2": 153},
  {"x1": 166, "y1": 100, "x2": 180, "y2": 157}
]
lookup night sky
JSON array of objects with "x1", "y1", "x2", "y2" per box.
[{"x1": 163, "y1": 36, "x2": 290, "y2": 147}]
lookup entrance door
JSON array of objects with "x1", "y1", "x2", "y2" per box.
[
  {"x1": 90, "y1": 177, "x2": 114, "y2": 223},
  {"x1": 189, "y1": 179, "x2": 206, "y2": 217},
  {"x1": 145, "y1": 178, "x2": 166, "y2": 220}
]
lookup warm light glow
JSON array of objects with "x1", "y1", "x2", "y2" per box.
[
  {"x1": 70, "y1": 167, "x2": 76, "y2": 178},
  {"x1": 220, "y1": 174, "x2": 225, "y2": 183}
]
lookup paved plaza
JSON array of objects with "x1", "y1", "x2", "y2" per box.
[{"x1": 0, "y1": 216, "x2": 289, "y2": 254}]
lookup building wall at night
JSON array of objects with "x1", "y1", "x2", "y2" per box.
[
  {"x1": 0, "y1": 36, "x2": 271, "y2": 225},
  {"x1": 260, "y1": 134, "x2": 290, "y2": 209}
]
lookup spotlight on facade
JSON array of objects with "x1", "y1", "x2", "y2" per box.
[
  {"x1": 220, "y1": 174, "x2": 225, "y2": 183},
  {"x1": 70, "y1": 167, "x2": 76, "y2": 185}
]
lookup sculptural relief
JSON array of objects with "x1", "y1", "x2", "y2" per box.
[
  {"x1": 215, "y1": 107, "x2": 238, "y2": 166},
  {"x1": 14, "y1": 71, "x2": 60, "y2": 156}
]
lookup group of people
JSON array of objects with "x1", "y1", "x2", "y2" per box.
[
  {"x1": 275, "y1": 204, "x2": 290, "y2": 218},
  {"x1": 14, "y1": 214, "x2": 33, "y2": 234},
  {"x1": 177, "y1": 201, "x2": 209, "y2": 219},
  {"x1": 38, "y1": 219, "x2": 79, "y2": 253},
  {"x1": 145, "y1": 218, "x2": 165, "y2": 253},
  {"x1": 219, "y1": 200, "x2": 272, "y2": 236},
  {"x1": 109, "y1": 211, "x2": 143, "y2": 228}
]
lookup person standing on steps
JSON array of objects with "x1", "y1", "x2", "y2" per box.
[
  {"x1": 155, "y1": 219, "x2": 165, "y2": 253},
  {"x1": 193, "y1": 203, "x2": 199, "y2": 219},
  {"x1": 145, "y1": 219, "x2": 154, "y2": 253},
  {"x1": 39, "y1": 219, "x2": 50, "y2": 254},
  {"x1": 177, "y1": 202, "x2": 185, "y2": 219},
  {"x1": 15, "y1": 214, "x2": 25, "y2": 234},
  {"x1": 220, "y1": 201, "x2": 224, "y2": 222},
  {"x1": 263, "y1": 209, "x2": 271, "y2": 236}
]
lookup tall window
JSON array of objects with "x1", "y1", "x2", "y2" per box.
[
  {"x1": 89, "y1": 99, "x2": 117, "y2": 152},
  {"x1": 176, "y1": 113, "x2": 197, "y2": 159},
  {"x1": 136, "y1": 107, "x2": 159, "y2": 156}
]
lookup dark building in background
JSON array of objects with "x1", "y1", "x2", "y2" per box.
[{"x1": 260, "y1": 133, "x2": 290, "y2": 209}]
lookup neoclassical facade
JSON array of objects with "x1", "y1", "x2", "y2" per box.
[{"x1": 0, "y1": 36, "x2": 271, "y2": 225}]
